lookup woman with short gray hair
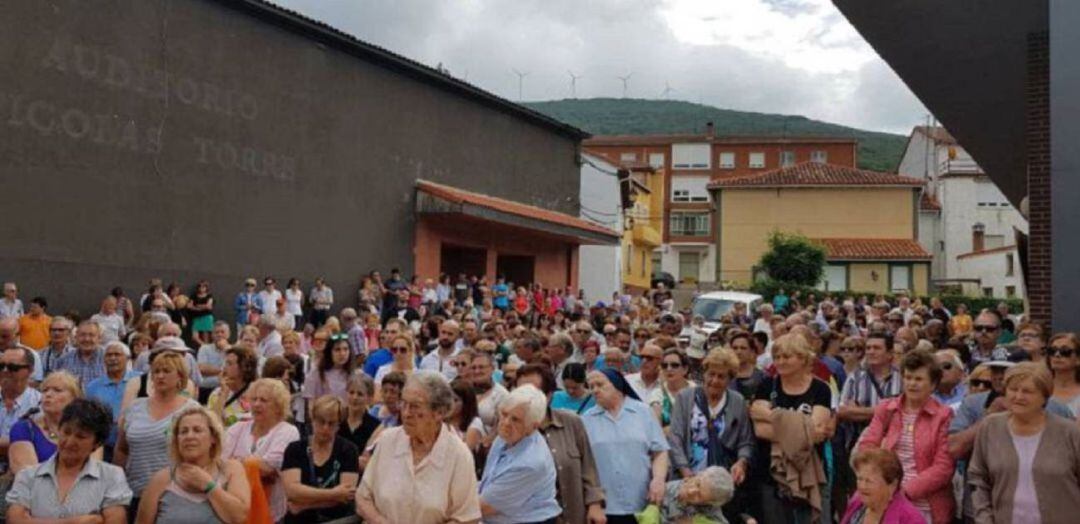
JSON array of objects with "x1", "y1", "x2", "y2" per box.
[
  {"x1": 357, "y1": 371, "x2": 480, "y2": 524},
  {"x1": 654, "y1": 466, "x2": 734, "y2": 523},
  {"x1": 478, "y1": 385, "x2": 561, "y2": 524}
]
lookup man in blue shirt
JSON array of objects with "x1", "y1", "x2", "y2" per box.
[
  {"x1": 84, "y1": 341, "x2": 138, "y2": 462},
  {"x1": 233, "y1": 278, "x2": 257, "y2": 332},
  {"x1": 492, "y1": 277, "x2": 509, "y2": 312}
]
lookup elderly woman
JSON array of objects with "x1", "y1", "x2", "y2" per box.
[
  {"x1": 969, "y1": 361, "x2": 1080, "y2": 523},
  {"x1": 1047, "y1": 332, "x2": 1080, "y2": 416},
  {"x1": 1014, "y1": 322, "x2": 1046, "y2": 362},
  {"x1": 282, "y1": 396, "x2": 359, "y2": 524},
  {"x1": 749, "y1": 334, "x2": 833, "y2": 524},
  {"x1": 840, "y1": 448, "x2": 925, "y2": 524},
  {"x1": 208, "y1": 346, "x2": 258, "y2": 427},
  {"x1": 642, "y1": 466, "x2": 733, "y2": 524},
  {"x1": 138, "y1": 406, "x2": 249, "y2": 524},
  {"x1": 6, "y1": 399, "x2": 131, "y2": 524},
  {"x1": 967, "y1": 363, "x2": 994, "y2": 396},
  {"x1": 857, "y1": 349, "x2": 955, "y2": 523},
  {"x1": 515, "y1": 364, "x2": 606, "y2": 524},
  {"x1": 582, "y1": 368, "x2": 669, "y2": 524},
  {"x1": 223, "y1": 378, "x2": 301, "y2": 524},
  {"x1": 339, "y1": 374, "x2": 381, "y2": 453},
  {"x1": 9, "y1": 371, "x2": 83, "y2": 475},
  {"x1": 478, "y1": 384, "x2": 562, "y2": 524},
  {"x1": 357, "y1": 371, "x2": 480, "y2": 524},
  {"x1": 115, "y1": 352, "x2": 200, "y2": 508},
  {"x1": 669, "y1": 347, "x2": 754, "y2": 523}
]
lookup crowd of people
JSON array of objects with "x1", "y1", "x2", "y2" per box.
[{"x1": 0, "y1": 272, "x2": 1077, "y2": 524}]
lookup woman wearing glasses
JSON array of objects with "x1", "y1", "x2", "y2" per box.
[
  {"x1": 1047, "y1": 332, "x2": 1080, "y2": 417},
  {"x1": 648, "y1": 348, "x2": 693, "y2": 431},
  {"x1": 373, "y1": 334, "x2": 416, "y2": 394},
  {"x1": 302, "y1": 334, "x2": 354, "y2": 408}
]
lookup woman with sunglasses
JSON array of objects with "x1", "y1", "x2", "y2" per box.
[
  {"x1": 1047, "y1": 332, "x2": 1080, "y2": 417},
  {"x1": 302, "y1": 334, "x2": 354, "y2": 416},
  {"x1": 649, "y1": 348, "x2": 693, "y2": 431},
  {"x1": 966, "y1": 364, "x2": 994, "y2": 395},
  {"x1": 373, "y1": 334, "x2": 416, "y2": 395}
]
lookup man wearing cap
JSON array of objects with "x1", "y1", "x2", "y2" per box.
[
  {"x1": 84, "y1": 341, "x2": 138, "y2": 461},
  {"x1": 234, "y1": 278, "x2": 258, "y2": 331},
  {"x1": 54, "y1": 320, "x2": 105, "y2": 385}
]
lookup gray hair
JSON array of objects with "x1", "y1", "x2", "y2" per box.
[
  {"x1": 212, "y1": 320, "x2": 231, "y2": 332},
  {"x1": 548, "y1": 332, "x2": 574, "y2": 352},
  {"x1": 406, "y1": 371, "x2": 454, "y2": 415},
  {"x1": 49, "y1": 316, "x2": 73, "y2": 330},
  {"x1": 104, "y1": 341, "x2": 131, "y2": 358},
  {"x1": 258, "y1": 316, "x2": 277, "y2": 328},
  {"x1": 505, "y1": 384, "x2": 548, "y2": 426},
  {"x1": 696, "y1": 466, "x2": 735, "y2": 507}
]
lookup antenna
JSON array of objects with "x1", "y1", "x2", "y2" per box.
[
  {"x1": 512, "y1": 68, "x2": 530, "y2": 101},
  {"x1": 617, "y1": 72, "x2": 634, "y2": 98},
  {"x1": 660, "y1": 81, "x2": 675, "y2": 99},
  {"x1": 567, "y1": 70, "x2": 582, "y2": 98}
]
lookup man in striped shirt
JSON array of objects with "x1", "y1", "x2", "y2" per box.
[{"x1": 838, "y1": 330, "x2": 902, "y2": 426}]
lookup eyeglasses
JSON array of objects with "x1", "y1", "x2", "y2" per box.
[
  {"x1": 970, "y1": 379, "x2": 993, "y2": 389},
  {"x1": 49, "y1": 328, "x2": 68, "y2": 333},
  {"x1": 390, "y1": 346, "x2": 411, "y2": 354},
  {"x1": 576, "y1": 329, "x2": 592, "y2": 334},
  {"x1": 973, "y1": 325, "x2": 999, "y2": 333},
  {"x1": 0, "y1": 363, "x2": 28, "y2": 372},
  {"x1": 840, "y1": 347, "x2": 862, "y2": 354},
  {"x1": 313, "y1": 337, "x2": 328, "y2": 343},
  {"x1": 1050, "y1": 348, "x2": 1076, "y2": 358},
  {"x1": 660, "y1": 362, "x2": 683, "y2": 370},
  {"x1": 939, "y1": 362, "x2": 955, "y2": 371},
  {"x1": 1019, "y1": 333, "x2": 1040, "y2": 340}
]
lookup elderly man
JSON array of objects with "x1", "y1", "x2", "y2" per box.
[
  {"x1": 544, "y1": 333, "x2": 578, "y2": 389},
  {"x1": 0, "y1": 345, "x2": 41, "y2": 463},
  {"x1": 971, "y1": 310, "x2": 1010, "y2": 365},
  {"x1": 340, "y1": 308, "x2": 367, "y2": 357},
  {"x1": 0, "y1": 318, "x2": 43, "y2": 384},
  {"x1": 90, "y1": 296, "x2": 126, "y2": 344},
  {"x1": 0, "y1": 283, "x2": 23, "y2": 320},
  {"x1": 40, "y1": 316, "x2": 73, "y2": 376},
  {"x1": 55, "y1": 320, "x2": 106, "y2": 385},
  {"x1": 84, "y1": 341, "x2": 137, "y2": 460},
  {"x1": 197, "y1": 321, "x2": 231, "y2": 401},
  {"x1": 626, "y1": 340, "x2": 663, "y2": 402},
  {"x1": 478, "y1": 385, "x2": 561, "y2": 524},
  {"x1": 470, "y1": 352, "x2": 508, "y2": 434},
  {"x1": 421, "y1": 320, "x2": 460, "y2": 379},
  {"x1": 256, "y1": 315, "x2": 284, "y2": 358},
  {"x1": 933, "y1": 349, "x2": 967, "y2": 411}
]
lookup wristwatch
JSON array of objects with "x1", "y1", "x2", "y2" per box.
[{"x1": 203, "y1": 480, "x2": 217, "y2": 494}]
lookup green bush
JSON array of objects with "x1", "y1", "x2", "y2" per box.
[
  {"x1": 747, "y1": 279, "x2": 1024, "y2": 314},
  {"x1": 757, "y1": 231, "x2": 826, "y2": 287}
]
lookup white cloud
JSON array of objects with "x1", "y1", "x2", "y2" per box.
[{"x1": 271, "y1": 0, "x2": 927, "y2": 134}]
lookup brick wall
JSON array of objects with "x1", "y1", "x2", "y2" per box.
[{"x1": 1026, "y1": 31, "x2": 1051, "y2": 326}]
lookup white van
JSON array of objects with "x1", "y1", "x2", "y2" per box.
[{"x1": 688, "y1": 291, "x2": 764, "y2": 335}]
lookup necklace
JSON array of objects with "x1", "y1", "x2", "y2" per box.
[{"x1": 40, "y1": 415, "x2": 58, "y2": 440}]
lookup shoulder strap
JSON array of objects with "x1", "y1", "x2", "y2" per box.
[{"x1": 577, "y1": 394, "x2": 593, "y2": 415}]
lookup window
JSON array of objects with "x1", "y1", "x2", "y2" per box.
[
  {"x1": 669, "y1": 212, "x2": 710, "y2": 236},
  {"x1": 982, "y1": 287, "x2": 994, "y2": 298},
  {"x1": 811, "y1": 150, "x2": 828, "y2": 163},
  {"x1": 625, "y1": 244, "x2": 631, "y2": 272},
  {"x1": 820, "y1": 264, "x2": 848, "y2": 292},
  {"x1": 719, "y1": 151, "x2": 736, "y2": 169},
  {"x1": 671, "y1": 176, "x2": 710, "y2": 203},
  {"x1": 1006, "y1": 286, "x2": 1017, "y2": 298},
  {"x1": 651, "y1": 250, "x2": 663, "y2": 276},
  {"x1": 640, "y1": 250, "x2": 647, "y2": 277},
  {"x1": 985, "y1": 234, "x2": 1005, "y2": 250},
  {"x1": 749, "y1": 152, "x2": 766, "y2": 169},
  {"x1": 1006, "y1": 254, "x2": 1015, "y2": 276},
  {"x1": 780, "y1": 150, "x2": 796, "y2": 167},
  {"x1": 672, "y1": 143, "x2": 711, "y2": 170},
  {"x1": 620, "y1": 152, "x2": 637, "y2": 162},
  {"x1": 889, "y1": 264, "x2": 911, "y2": 293},
  {"x1": 678, "y1": 251, "x2": 701, "y2": 283},
  {"x1": 648, "y1": 153, "x2": 665, "y2": 169}
]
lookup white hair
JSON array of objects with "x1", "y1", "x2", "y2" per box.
[
  {"x1": 696, "y1": 466, "x2": 735, "y2": 507},
  {"x1": 104, "y1": 341, "x2": 132, "y2": 358},
  {"x1": 505, "y1": 384, "x2": 548, "y2": 426}
]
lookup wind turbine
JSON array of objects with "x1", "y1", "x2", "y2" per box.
[
  {"x1": 617, "y1": 72, "x2": 633, "y2": 98},
  {"x1": 660, "y1": 81, "x2": 675, "y2": 99},
  {"x1": 567, "y1": 70, "x2": 582, "y2": 98},
  {"x1": 512, "y1": 68, "x2": 530, "y2": 101}
]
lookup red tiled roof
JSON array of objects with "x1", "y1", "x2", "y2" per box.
[
  {"x1": 582, "y1": 149, "x2": 655, "y2": 171},
  {"x1": 415, "y1": 180, "x2": 619, "y2": 239},
  {"x1": 956, "y1": 245, "x2": 1017, "y2": 260},
  {"x1": 920, "y1": 191, "x2": 942, "y2": 211},
  {"x1": 584, "y1": 134, "x2": 858, "y2": 146},
  {"x1": 813, "y1": 238, "x2": 932, "y2": 261},
  {"x1": 707, "y1": 162, "x2": 924, "y2": 188}
]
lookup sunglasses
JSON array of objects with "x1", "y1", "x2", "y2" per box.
[
  {"x1": 329, "y1": 333, "x2": 348, "y2": 342},
  {"x1": 973, "y1": 325, "x2": 999, "y2": 333},
  {"x1": 970, "y1": 379, "x2": 993, "y2": 389},
  {"x1": 1050, "y1": 348, "x2": 1076, "y2": 358},
  {"x1": 0, "y1": 363, "x2": 28, "y2": 372},
  {"x1": 660, "y1": 362, "x2": 683, "y2": 370},
  {"x1": 390, "y1": 346, "x2": 411, "y2": 354},
  {"x1": 840, "y1": 347, "x2": 862, "y2": 353}
]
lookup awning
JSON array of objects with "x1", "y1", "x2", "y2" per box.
[
  {"x1": 813, "y1": 238, "x2": 932, "y2": 262},
  {"x1": 415, "y1": 180, "x2": 620, "y2": 245}
]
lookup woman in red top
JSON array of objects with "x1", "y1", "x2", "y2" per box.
[{"x1": 858, "y1": 348, "x2": 955, "y2": 524}]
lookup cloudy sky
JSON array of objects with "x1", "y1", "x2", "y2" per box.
[{"x1": 274, "y1": 0, "x2": 928, "y2": 135}]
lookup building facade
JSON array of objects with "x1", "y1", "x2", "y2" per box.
[
  {"x1": 583, "y1": 131, "x2": 858, "y2": 285},
  {"x1": 709, "y1": 163, "x2": 930, "y2": 295},
  {"x1": 577, "y1": 154, "x2": 624, "y2": 299},
  {"x1": 898, "y1": 126, "x2": 1028, "y2": 297},
  {"x1": 0, "y1": 0, "x2": 614, "y2": 316}
]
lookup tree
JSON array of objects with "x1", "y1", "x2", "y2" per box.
[{"x1": 757, "y1": 231, "x2": 826, "y2": 287}]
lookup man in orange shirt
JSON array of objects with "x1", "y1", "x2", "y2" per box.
[{"x1": 17, "y1": 297, "x2": 50, "y2": 350}]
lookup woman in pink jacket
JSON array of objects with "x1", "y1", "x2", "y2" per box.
[{"x1": 858, "y1": 348, "x2": 955, "y2": 524}]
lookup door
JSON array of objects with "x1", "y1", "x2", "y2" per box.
[
  {"x1": 440, "y1": 244, "x2": 487, "y2": 279},
  {"x1": 678, "y1": 251, "x2": 700, "y2": 283},
  {"x1": 496, "y1": 254, "x2": 535, "y2": 287}
]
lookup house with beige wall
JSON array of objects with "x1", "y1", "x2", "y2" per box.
[{"x1": 709, "y1": 163, "x2": 932, "y2": 295}]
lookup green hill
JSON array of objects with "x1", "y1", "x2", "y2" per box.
[{"x1": 523, "y1": 98, "x2": 908, "y2": 172}]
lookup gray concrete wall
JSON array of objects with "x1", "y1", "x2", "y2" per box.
[
  {"x1": 1051, "y1": 0, "x2": 1080, "y2": 331},
  {"x1": 0, "y1": 0, "x2": 581, "y2": 319}
]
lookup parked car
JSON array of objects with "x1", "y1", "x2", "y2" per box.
[{"x1": 687, "y1": 291, "x2": 764, "y2": 336}]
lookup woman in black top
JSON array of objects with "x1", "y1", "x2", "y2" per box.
[
  {"x1": 282, "y1": 395, "x2": 360, "y2": 524},
  {"x1": 338, "y1": 374, "x2": 380, "y2": 454}
]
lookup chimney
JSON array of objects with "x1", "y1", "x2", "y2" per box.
[
  {"x1": 972, "y1": 223, "x2": 986, "y2": 252},
  {"x1": 705, "y1": 121, "x2": 715, "y2": 137}
]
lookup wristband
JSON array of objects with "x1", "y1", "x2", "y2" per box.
[{"x1": 203, "y1": 480, "x2": 217, "y2": 494}]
